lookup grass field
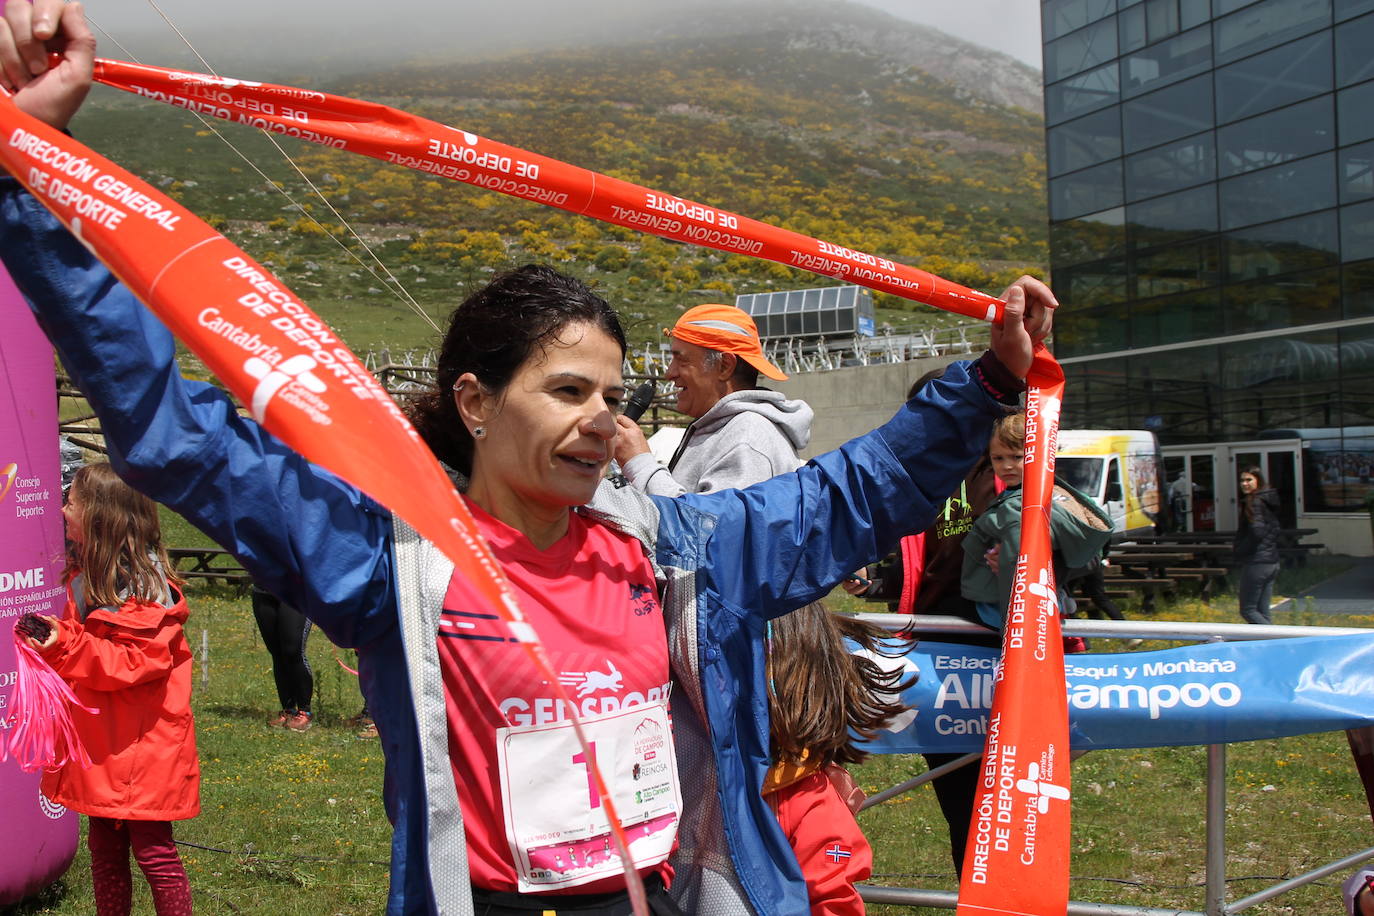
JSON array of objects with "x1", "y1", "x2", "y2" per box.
[{"x1": 6, "y1": 557, "x2": 1372, "y2": 915}]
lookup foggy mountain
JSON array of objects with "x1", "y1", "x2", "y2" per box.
[{"x1": 91, "y1": 0, "x2": 1042, "y2": 113}]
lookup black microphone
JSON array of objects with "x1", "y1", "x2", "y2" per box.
[
  {"x1": 622, "y1": 380, "x2": 656, "y2": 422},
  {"x1": 609, "y1": 381, "x2": 657, "y2": 488}
]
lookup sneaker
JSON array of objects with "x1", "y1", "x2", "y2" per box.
[
  {"x1": 357, "y1": 722, "x2": 379, "y2": 740},
  {"x1": 345, "y1": 709, "x2": 372, "y2": 728},
  {"x1": 285, "y1": 711, "x2": 314, "y2": 732},
  {"x1": 268, "y1": 710, "x2": 291, "y2": 728}
]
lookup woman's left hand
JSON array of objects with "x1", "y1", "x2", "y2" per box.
[
  {"x1": 990, "y1": 276, "x2": 1058, "y2": 379},
  {"x1": 26, "y1": 615, "x2": 61, "y2": 651}
]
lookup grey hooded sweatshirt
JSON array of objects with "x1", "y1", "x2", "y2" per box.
[{"x1": 622, "y1": 388, "x2": 814, "y2": 496}]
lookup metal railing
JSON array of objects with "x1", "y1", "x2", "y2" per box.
[{"x1": 853, "y1": 615, "x2": 1374, "y2": 915}]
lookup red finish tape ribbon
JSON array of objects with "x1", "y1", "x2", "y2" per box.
[
  {"x1": 957, "y1": 346, "x2": 1070, "y2": 916},
  {"x1": 85, "y1": 57, "x2": 1006, "y2": 324}
]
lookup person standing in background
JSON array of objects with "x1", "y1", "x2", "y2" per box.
[
  {"x1": 613, "y1": 304, "x2": 812, "y2": 494},
  {"x1": 1234, "y1": 466, "x2": 1281, "y2": 625},
  {"x1": 251, "y1": 586, "x2": 315, "y2": 731}
]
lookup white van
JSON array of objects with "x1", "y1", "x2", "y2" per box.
[{"x1": 1056, "y1": 430, "x2": 1165, "y2": 538}]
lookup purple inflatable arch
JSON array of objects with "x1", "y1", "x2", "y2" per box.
[{"x1": 0, "y1": 264, "x2": 78, "y2": 904}]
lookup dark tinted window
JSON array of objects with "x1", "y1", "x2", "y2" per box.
[
  {"x1": 1044, "y1": 0, "x2": 1118, "y2": 41},
  {"x1": 1342, "y1": 199, "x2": 1374, "y2": 261},
  {"x1": 1054, "y1": 302, "x2": 1131, "y2": 357},
  {"x1": 1131, "y1": 288, "x2": 1224, "y2": 347},
  {"x1": 1135, "y1": 239, "x2": 1222, "y2": 297},
  {"x1": 1123, "y1": 75, "x2": 1215, "y2": 152},
  {"x1": 1149, "y1": 0, "x2": 1183, "y2": 35},
  {"x1": 1047, "y1": 63, "x2": 1122, "y2": 125},
  {"x1": 1225, "y1": 210, "x2": 1340, "y2": 280},
  {"x1": 1217, "y1": 96, "x2": 1335, "y2": 177},
  {"x1": 1047, "y1": 18, "x2": 1119, "y2": 83},
  {"x1": 1223, "y1": 267, "x2": 1342, "y2": 331},
  {"x1": 1059, "y1": 361, "x2": 1135, "y2": 429},
  {"x1": 1219, "y1": 152, "x2": 1336, "y2": 229},
  {"x1": 1182, "y1": 0, "x2": 1212, "y2": 27},
  {"x1": 1057, "y1": 259, "x2": 1132, "y2": 308},
  {"x1": 1123, "y1": 26, "x2": 1213, "y2": 97},
  {"x1": 1339, "y1": 82, "x2": 1374, "y2": 145},
  {"x1": 1120, "y1": 3, "x2": 1148, "y2": 52},
  {"x1": 1214, "y1": 0, "x2": 1332, "y2": 65},
  {"x1": 1336, "y1": 0, "x2": 1374, "y2": 18},
  {"x1": 1336, "y1": 13, "x2": 1374, "y2": 86},
  {"x1": 1048, "y1": 107, "x2": 1124, "y2": 177},
  {"x1": 1215, "y1": 31, "x2": 1331, "y2": 123},
  {"x1": 1051, "y1": 207, "x2": 1129, "y2": 265},
  {"x1": 1221, "y1": 328, "x2": 1340, "y2": 440},
  {"x1": 1128, "y1": 345, "x2": 1223, "y2": 438},
  {"x1": 1344, "y1": 258, "x2": 1374, "y2": 316},
  {"x1": 1126, "y1": 132, "x2": 1216, "y2": 201},
  {"x1": 1051, "y1": 159, "x2": 1125, "y2": 220},
  {"x1": 1340, "y1": 141, "x2": 1374, "y2": 203},
  {"x1": 1330, "y1": 326, "x2": 1374, "y2": 511},
  {"x1": 1128, "y1": 184, "x2": 1220, "y2": 248}
]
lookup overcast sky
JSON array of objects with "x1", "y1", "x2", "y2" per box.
[
  {"x1": 85, "y1": 0, "x2": 1044, "y2": 70},
  {"x1": 864, "y1": 1, "x2": 1043, "y2": 68}
]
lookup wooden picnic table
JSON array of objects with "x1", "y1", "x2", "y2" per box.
[
  {"x1": 1128, "y1": 528, "x2": 1318, "y2": 546},
  {"x1": 1106, "y1": 543, "x2": 1234, "y2": 603},
  {"x1": 167, "y1": 547, "x2": 252, "y2": 587},
  {"x1": 1114, "y1": 543, "x2": 1233, "y2": 556}
]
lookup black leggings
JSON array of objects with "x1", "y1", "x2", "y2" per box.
[
  {"x1": 1077, "y1": 566, "x2": 1125, "y2": 621},
  {"x1": 252, "y1": 588, "x2": 314, "y2": 713}
]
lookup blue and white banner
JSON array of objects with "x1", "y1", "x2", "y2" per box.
[{"x1": 860, "y1": 633, "x2": 1374, "y2": 754}]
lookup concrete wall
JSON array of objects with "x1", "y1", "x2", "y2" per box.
[
  {"x1": 771, "y1": 355, "x2": 956, "y2": 458},
  {"x1": 1297, "y1": 514, "x2": 1372, "y2": 558}
]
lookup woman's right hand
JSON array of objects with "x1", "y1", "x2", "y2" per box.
[
  {"x1": 0, "y1": 0, "x2": 95, "y2": 130},
  {"x1": 841, "y1": 568, "x2": 872, "y2": 596}
]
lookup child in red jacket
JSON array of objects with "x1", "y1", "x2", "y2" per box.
[
  {"x1": 22, "y1": 463, "x2": 198, "y2": 916},
  {"x1": 763, "y1": 603, "x2": 915, "y2": 915}
]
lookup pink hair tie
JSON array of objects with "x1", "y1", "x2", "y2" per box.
[{"x1": 3, "y1": 629, "x2": 98, "y2": 772}]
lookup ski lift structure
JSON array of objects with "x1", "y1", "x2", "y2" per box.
[{"x1": 631, "y1": 284, "x2": 984, "y2": 378}]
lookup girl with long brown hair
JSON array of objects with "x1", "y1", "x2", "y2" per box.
[
  {"x1": 763, "y1": 603, "x2": 914, "y2": 914},
  {"x1": 23, "y1": 463, "x2": 199, "y2": 916},
  {"x1": 1234, "y1": 465, "x2": 1282, "y2": 624}
]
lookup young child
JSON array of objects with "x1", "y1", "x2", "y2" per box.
[
  {"x1": 961, "y1": 411, "x2": 1113, "y2": 630},
  {"x1": 22, "y1": 463, "x2": 199, "y2": 916},
  {"x1": 763, "y1": 602, "x2": 914, "y2": 915}
]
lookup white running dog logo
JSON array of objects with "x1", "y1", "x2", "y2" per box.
[{"x1": 561, "y1": 661, "x2": 624, "y2": 697}]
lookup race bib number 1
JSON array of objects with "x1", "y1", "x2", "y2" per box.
[{"x1": 497, "y1": 700, "x2": 681, "y2": 892}]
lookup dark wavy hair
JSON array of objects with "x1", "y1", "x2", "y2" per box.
[
  {"x1": 767, "y1": 602, "x2": 914, "y2": 768},
  {"x1": 1240, "y1": 465, "x2": 1267, "y2": 522},
  {"x1": 407, "y1": 264, "x2": 627, "y2": 474}
]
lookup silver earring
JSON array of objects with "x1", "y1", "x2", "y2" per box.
[{"x1": 473, "y1": 426, "x2": 486, "y2": 439}]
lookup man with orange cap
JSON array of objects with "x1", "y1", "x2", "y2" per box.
[{"x1": 614, "y1": 304, "x2": 814, "y2": 497}]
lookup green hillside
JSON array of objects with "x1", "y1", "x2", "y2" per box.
[{"x1": 70, "y1": 9, "x2": 1048, "y2": 357}]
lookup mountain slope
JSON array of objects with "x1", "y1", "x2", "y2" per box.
[{"x1": 74, "y1": 1, "x2": 1048, "y2": 353}]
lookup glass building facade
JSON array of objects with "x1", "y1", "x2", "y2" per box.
[{"x1": 1043, "y1": 0, "x2": 1374, "y2": 526}]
